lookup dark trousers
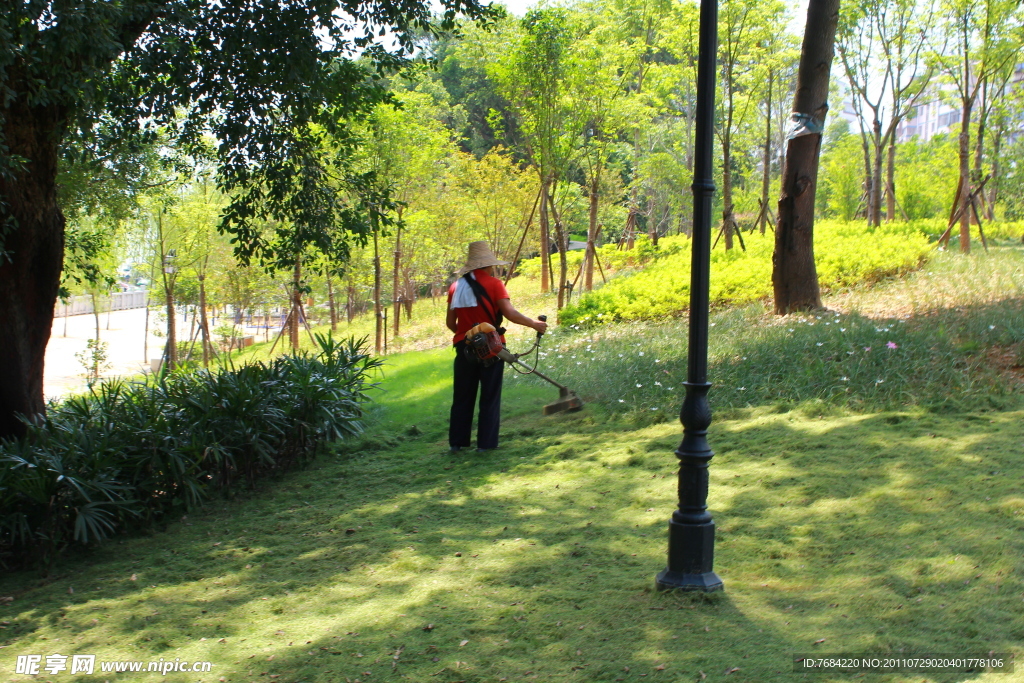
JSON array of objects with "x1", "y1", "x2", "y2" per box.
[{"x1": 449, "y1": 343, "x2": 504, "y2": 449}]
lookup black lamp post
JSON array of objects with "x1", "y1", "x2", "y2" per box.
[{"x1": 655, "y1": 0, "x2": 723, "y2": 593}]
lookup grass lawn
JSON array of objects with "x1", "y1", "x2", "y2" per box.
[{"x1": 3, "y1": 248, "x2": 1024, "y2": 682}]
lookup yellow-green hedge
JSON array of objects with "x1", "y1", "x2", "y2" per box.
[{"x1": 558, "y1": 221, "x2": 933, "y2": 326}]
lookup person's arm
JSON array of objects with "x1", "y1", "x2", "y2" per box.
[
  {"x1": 497, "y1": 298, "x2": 547, "y2": 334},
  {"x1": 446, "y1": 307, "x2": 458, "y2": 334}
]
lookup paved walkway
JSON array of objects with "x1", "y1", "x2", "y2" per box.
[
  {"x1": 45, "y1": 308, "x2": 281, "y2": 400},
  {"x1": 44, "y1": 308, "x2": 166, "y2": 399}
]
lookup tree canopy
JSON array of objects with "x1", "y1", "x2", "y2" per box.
[{"x1": 0, "y1": 0, "x2": 499, "y2": 438}]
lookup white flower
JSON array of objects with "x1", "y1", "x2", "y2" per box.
[
  {"x1": 710, "y1": 322, "x2": 716, "y2": 327},
  {"x1": 655, "y1": 359, "x2": 660, "y2": 363},
  {"x1": 650, "y1": 407, "x2": 657, "y2": 411},
  {"x1": 618, "y1": 399, "x2": 626, "y2": 403},
  {"x1": 840, "y1": 328, "x2": 846, "y2": 332},
  {"x1": 738, "y1": 387, "x2": 746, "y2": 391},
  {"x1": 639, "y1": 351, "x2": 645, "y2": 356},
  {"x1": 667, "y1": 387, "x2": 674, "y2": 391},
  {"x1": 576, "y1": 362, "x2": 582, "y2": 365},
  {"x1": 636, "y1": 383, "x2": 643, "y2": 388},
  {"x1": 875, "y1": 378, "x2": 884, "y2": 384},
  {"x1": 618, "y1": 353, "x2": 624, "y2": 357},
  {"x1": 788, "y1": 329, "x2": 794, "y2": 332},
  {"x1": 816, "y1": 342, "x2": 824, "y2": 347},
  {"x1": 654, "y1": 381, "x2": 662, "y2": 386},
  {"x1": 840, "y1": 376, "x2": 848, "y2": 381},
  {"x1": 989, "y1": 325, "x2": 996, "y2": 330}
]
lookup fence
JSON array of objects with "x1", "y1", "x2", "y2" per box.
[{"x1": 54, "y1": 291, "x2": 150, "y2": 317}]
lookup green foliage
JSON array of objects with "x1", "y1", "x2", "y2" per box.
[
  {"x1": 558, "y1": 221, "x2": 933, "y2": 326},
  {"x1": 0, "y1": 335, "x2": 380, "y2": 568},
  {"x1": 895, "y1": 135, "x2": 959, "y2": 220},
  {"x1": 74, "y1": 339, "x2": 111, "y2": 386},
  {"x1": 516, "y1": 234, "x2": 687, "y2": 281},
  {"x1": 819, "y1": 134, "x2": 864, "y2": 220}
]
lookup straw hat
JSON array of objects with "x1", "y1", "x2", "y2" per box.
[{"x1": 455, "y1": 241, "x2": 510, "y2": 276}]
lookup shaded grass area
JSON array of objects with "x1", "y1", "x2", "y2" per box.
[{"x1": 2, "y1": 345, "x2": 1022, "y2": 683}]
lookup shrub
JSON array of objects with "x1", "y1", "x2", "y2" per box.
[
  {"x1": 515, "y1": 235, "x2": 689, "y2": 281},
  {"x1": 558, "y1": 221, "x2": 933, "y2": 326},
  {"x1": 0, "y1": 334, "x2": 380, "y2": 568}
]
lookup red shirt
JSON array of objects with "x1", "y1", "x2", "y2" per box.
[{"x1": 448, "y1": 269, "x2": 509, "y2": 345}]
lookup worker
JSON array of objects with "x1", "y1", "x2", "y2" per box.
[{"x1": 447, "y1": 241, "x2": 547, "y2": 452}]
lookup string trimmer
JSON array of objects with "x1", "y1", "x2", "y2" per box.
[{"x1": 497, "y1": 315, "x2": 583, "y2": 415}]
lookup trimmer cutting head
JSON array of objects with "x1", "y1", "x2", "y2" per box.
[{"x1": 542, "y1": 387, "x2": 584, "y2": 415}]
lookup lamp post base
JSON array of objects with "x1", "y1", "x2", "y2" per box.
[
  {"x1": 656, "y1": 518, "x2": 723, "y2": 592},
  {"x1": 655, "y1": 568, "x2": 723, "y2": 592}
]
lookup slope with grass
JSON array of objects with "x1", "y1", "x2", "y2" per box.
[
  {"x1": 2, "y1": 248, "x2": 1023, "y2": 683},
  {"x1": 1, "y1": 351, "x2": 1021, "y2": 682}
]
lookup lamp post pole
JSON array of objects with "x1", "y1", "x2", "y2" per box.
[{"x1": 655, "y1": 0, "x2": 723, "y2": 593}]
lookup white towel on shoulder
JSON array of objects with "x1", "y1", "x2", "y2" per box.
[{"x1": 450, "y1": 274, "x2": 479, "y2": 309}]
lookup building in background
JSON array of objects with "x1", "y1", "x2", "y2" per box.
[{"x1": 895, "y1": 63, "x2": 1024, "y2": 144}]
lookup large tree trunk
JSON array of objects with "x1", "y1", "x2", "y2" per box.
[
  {"x1": 0, "y1": 107, "x2": 66, "y2": 439},
  {"x1": 773, "y1": 0, "x2": 838, "y2": 315}
]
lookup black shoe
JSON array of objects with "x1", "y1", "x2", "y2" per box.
[
  {"x1": 449, "y1": 446, "x2": 463, "y2": 453},
  {"x1": 475, "y1": 447, "x2": 495, "y2": 453}
]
